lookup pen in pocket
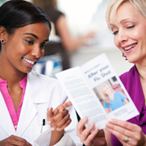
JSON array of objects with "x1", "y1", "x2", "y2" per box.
[{"x1": 40, "y1": 119, "x2": 45, "y2": 133}]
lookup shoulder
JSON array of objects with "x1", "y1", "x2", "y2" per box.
[
  {"x1": 114, "y1": 92, "x2": 126, "y2": 98},
  {"x1": 46, "y1": 8, "x2": 64, "y2": 22},
  {"x1": 28, "y1": 71, "x2": 67, "y2": 103},
  {"x1": 28, "y1": 70, "x2": 62, "y2": 89}
]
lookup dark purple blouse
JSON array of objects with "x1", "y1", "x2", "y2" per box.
[{"x1": 111, "y1": 65, "x2": 146, "y2": 145}]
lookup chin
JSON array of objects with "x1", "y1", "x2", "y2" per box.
[
  {"x1": 22, "y1": 68, "x2": 32, "y2": 74},
  {"x1": 127, "y1": 57, "x2": 138, "y2": 64}
]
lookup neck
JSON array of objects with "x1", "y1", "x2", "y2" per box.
[
  {"x1": 108, "y1": 92, "x2": 114, "y2": 99},
  {"x1": 136, "y1": 64, "x2": 146, "y2": 81},
  {"x1": 0, "y1": 56, "x2": 26, "y2": 84}
]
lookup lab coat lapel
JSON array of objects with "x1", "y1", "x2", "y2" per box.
[
  {"x1": 17, "y1": 71, "x2": 47, "y2": 136},
  {"x1": 0, "y1": 92, "x2": 15, "y2": 135}
]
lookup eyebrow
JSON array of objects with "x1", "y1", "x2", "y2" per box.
[
  {"x1": 23, "y1": 33, "x2": 49, "y2": 42},
  {"x1": 23, "y1": 33, "x2": 38, "y2": 39},
  {"x1": 120, "y1": 18, "x2": 133, "y2": 24},
  {"x1": 110, "y1": 18, "x2": 134, "y2": 28}
]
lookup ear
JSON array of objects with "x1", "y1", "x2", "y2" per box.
[{"x1": 0, "y1": 26, "x2": 8, "y2": 42}]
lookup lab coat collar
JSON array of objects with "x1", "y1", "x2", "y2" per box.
[
  {"x1": 0, "y1": 71, "x2": 48, "y2": 136},
  {"x1": 17, "y1": 71, "x2": 48, "y2": 136},
  {"x1": 0, "y1": 92, "x2": 16, "y2": 135},
  {"x1": 26, "y1": 70, "x2": 48, "y2": 103}
]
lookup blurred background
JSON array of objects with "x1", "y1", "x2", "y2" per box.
[{"x1": 0, "y1": 0, "x2": 133, "y2": 77}]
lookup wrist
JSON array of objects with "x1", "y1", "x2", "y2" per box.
[{"x1": 50, "y1": 130, "x2": 64, "y2": 146}]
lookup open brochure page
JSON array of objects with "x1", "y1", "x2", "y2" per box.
[
  {"x1": 56, "y1": 66, "x2": 107, "y2": 129},
  {"x1": 56, "y1": 53, "x2": 139, "y2": 129},
  {"x1": 81, "y1": 53, "x2": 139, "y2": 122}
]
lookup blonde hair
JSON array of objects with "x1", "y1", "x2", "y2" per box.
[
  {"x1": 106, "y1": 0, "x2": 146, "y2": 29},
  {"x1": 101, "y1": 84, "x2": 113, "y2": 105}
]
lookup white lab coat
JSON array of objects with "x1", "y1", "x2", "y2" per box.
[{"x1": 0, "y1": 70, "x2": 82, "y2": 146}]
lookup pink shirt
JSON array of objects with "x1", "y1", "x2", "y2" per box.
[{"x1": 0, "y1": 75, "x2": 27, "y2": 130}]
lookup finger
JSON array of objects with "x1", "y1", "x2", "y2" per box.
[
  {"x1": 9, "y1": 135, "x2": 31, "y2": 146},
  {"x1": 77, "y1": 117, "x2": 88, "y2": 135},
  {"x1": 80, "y1": 122, "x2": 96, "y2": 142},
  {"x1": 49, "y1": 110, "x2": 68, "y2": 126},
  {"x1": 52, "y1": 113, "x2": 71, "y2": 130},
  {"x1": 84, "y1": 127, "x2": 100, "y2": 144},
  {"x1": 105, "y1": 124, "x2": 135, "y2": 146},
  {"x1": 47, "y1": 107, "x2": 54, "y2": 124},
  {"x1": 106, "y1": 127, "x2": 132, "y2": 145},
  {"x1": 108, "y1": 119, "x2": 137, "y2": 131},
  {"x1": 56, "y1": 118, "x2": 72, "y2": 131},
  {"x1": 57, "y1": 101, "x2": 72, "y2": 111},
  {"x1": 106, "y1": 122, "x2": 133, "y2": 137},
  {"x1": 106, "y1": 122, "x2": 143, "y2": 146}
]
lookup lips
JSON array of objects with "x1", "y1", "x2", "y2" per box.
[
  {"x1": 123, "y1": 43, "x2": 137, "y2": 51},
  {"x1": 22, "y1": 57, "x2": 37, "y2": 68}
]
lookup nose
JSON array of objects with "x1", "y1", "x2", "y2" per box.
[
  {"x1": 31, "y1": 46, "x2": 42, "y2": 59},
  {"x1": 118, "y1": 29, "x2": 128, "y2": 43}
]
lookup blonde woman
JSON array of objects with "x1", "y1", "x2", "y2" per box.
[{"x1": 76, "y1": 0, "x2": 146, "y2": 145}]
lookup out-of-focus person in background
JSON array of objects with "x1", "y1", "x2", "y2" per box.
[{"x1": 33, "y1": 0, "x2": 95, "y2": 70}]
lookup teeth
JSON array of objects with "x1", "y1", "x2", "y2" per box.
[
  {"x1": 124, "y1": 44, "x2": 136, "y2": 51},
  {"x1": 23, "y1": 58, "x2": 35, "y2": 65}
]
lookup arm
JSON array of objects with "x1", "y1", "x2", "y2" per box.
[
  {"x1": 124, "y1": 98, "x2": 129, "y2": 104},
  {"x1": 106, "y1": 119, "x2": 146, "y2": 146},
  {"x1": 76, "y1": 117, "x2": 107, "y2": 146},
  {"x1": 105, "y1": 108, "x2": 112, "y2": 113},
  {"x1": 56, "y1": 15, "x2": 95, "y2": 52}
]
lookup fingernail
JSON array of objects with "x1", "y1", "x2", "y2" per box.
[
  {"x1": 83, "y1": 117, "x2": 87, "y2": 121},
  {"x1": 51, "y1": 127, "x2": 55, "y2": 131},
  {"x1": 48, "y1": 121, "x2": 51, "y2": 125},
  {"x1": 109, "y1": 118, "x2": 114, "y2": 122}
]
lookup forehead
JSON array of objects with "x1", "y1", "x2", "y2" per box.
[
  {"x1": 14, "y1": 22, "x2": 50, "y2": 39},
  {"x1": 109, "y1": 2, "x2": 142, "y2": 27}
]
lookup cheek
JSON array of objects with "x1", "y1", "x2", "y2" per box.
[
  {"x1": 40, "y1": 50, "x2": 45, "y2": 58},
  {"x1": 132, "y1": 30, "x2": 140, "y2": 39},
  {"x1": 133, "y1": 25, "x2": 146, "y2": 39},
  {"x1": 114, "y1": 37, "x2": 119, "y2": 48}
]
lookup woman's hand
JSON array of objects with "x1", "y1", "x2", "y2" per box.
[
  {"x1": 47, "y1": 101, "x2": 72, "y2": 146},
  {"x1": 106, "y1": 119, "x2": 146, "y2": 146},
  {"x1": 0, "y1": 135, "x2": 32, "y2": 146},
  {"x1": 47, "y1": 101, "x2": 72, "y2": 131},
  {"x1": 77, "y1": 117, "x2": 107, "y2": 146}
]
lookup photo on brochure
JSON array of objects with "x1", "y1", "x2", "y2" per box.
[{"x1": 93, "y1": 76, "x2": 130, "y2": 114}]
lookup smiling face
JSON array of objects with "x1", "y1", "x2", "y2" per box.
[
  {"x1": 103, "y1": 85, "x2": 112, "y2": 96},
  {"x1": 3, "y1": 22, "x2": 50, "y2": 74},
  {"x1": 110, "y1": 2, "x2": 146, "y2": 64}
]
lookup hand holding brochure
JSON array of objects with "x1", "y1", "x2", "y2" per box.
[{"x1": 56, "y1": 53, "x2": 139, "y2": 129}]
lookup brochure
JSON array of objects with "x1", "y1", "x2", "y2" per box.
[{"x1": 56, "y1": 53, "x2": 139, "y2": 129}]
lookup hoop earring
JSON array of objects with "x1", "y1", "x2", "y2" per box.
[{"x1": 1, "y1": 39, "x2": 5, "y2": 43}]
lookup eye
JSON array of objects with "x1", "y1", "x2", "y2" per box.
[
  {"x1": 40, "y1": 44, "x2": 46, "y2": 49},
  {"x1": 113, "y1": 31, "x2": 118, "y2": 35},
  {"x1": 127, "y1": 25, "x2": 135, "y2": 29},
  {"x1": 25, "y1": 40, "x2": 34, "y2": 45}
]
